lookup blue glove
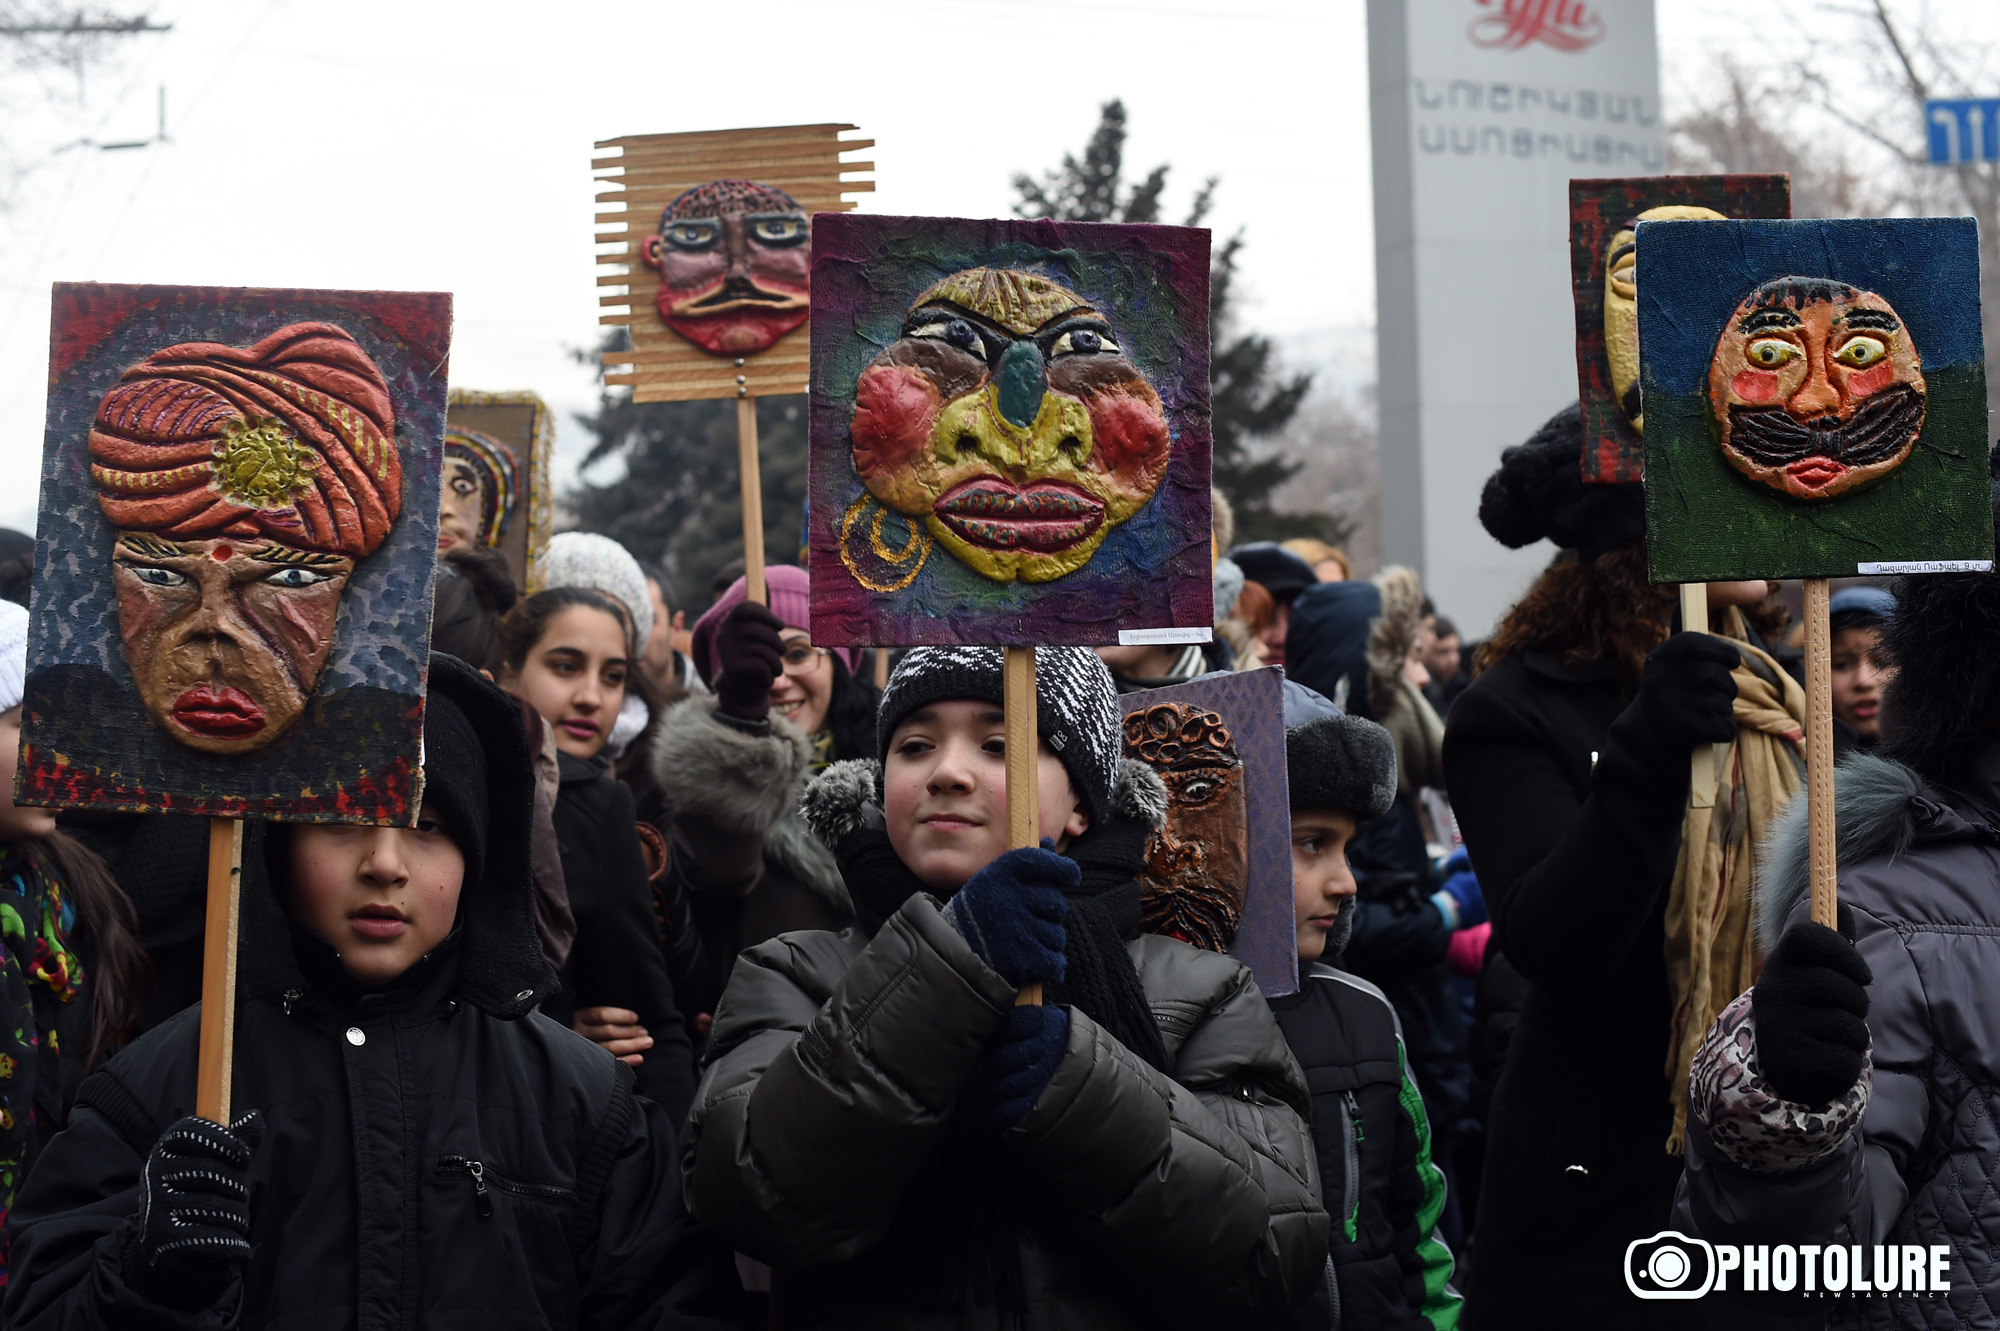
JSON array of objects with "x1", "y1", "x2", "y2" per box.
[
  {"x1": 941, "y1": 844, "x2": 1073, "y2": 988},
  {"x1": 973, "y1": 1004, "x2": 1069, "y2": 1131}
]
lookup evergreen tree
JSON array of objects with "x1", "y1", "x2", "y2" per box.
[
  {"x1": 1014, "y1": 99, "x2": 1333, "y2": 543},
  {"x1": 567, "y1": 331, "x2": 808, "y2": 615}
]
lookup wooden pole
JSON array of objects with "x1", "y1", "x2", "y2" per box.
[
  {"x1": 1003, "y1": 645, "x2": 1042, "y2": 1006},
  {"x1": 873, "y1": 648, "x2": 890, "y2": 691},
  {"x1": 1679, "y1": 584, "x2": 1722, "y2": 810},
  {"x1": 196, "y1": 818, "x2": 245, "y2": 1124},
  {"x1": 736, "y1": 394, "x2": 766, "y2": 606},
  {"x1": 1803, "y1": 577, "x2": 1838, "y2": 928}
]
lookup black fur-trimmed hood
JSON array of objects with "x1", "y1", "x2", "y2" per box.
[{"x1": 799, "y1": 756, "x2": 1168, "y2": 853}]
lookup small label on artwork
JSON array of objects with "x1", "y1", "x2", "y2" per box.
[
  {"x1": 1119, "y1": 627, "x2": 1214, "y2": 645},
  {"x1": 1856, "y1": 560, "x2": 1994, "y2": 574}
]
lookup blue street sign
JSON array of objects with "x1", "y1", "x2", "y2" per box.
[{"x1": 1927, "y1": 99, "x2": 2000, "y2": 164}]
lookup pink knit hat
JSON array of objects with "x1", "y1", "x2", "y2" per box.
[{"x1": 690, "y1": 564, "x2": 858, "y2": 684}]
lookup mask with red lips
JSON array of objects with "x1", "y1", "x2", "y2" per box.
[
  {"x1": 1708, "y1": 277, "x2": 1926, "y2": 501},
  {"x1": 847, "y1": 268, "x2": 1172, "y2": 583},
  {"x1": 640, "y1": 179, "x2": 811, "y2": 356}
]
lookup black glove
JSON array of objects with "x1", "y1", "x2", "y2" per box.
[
  {"x1": 1753, "y1": 905, "x2": 1873, "y2": 1108},
  {"x1": 1635, "y1": 633, "x2": 1739, "y2": 752},
  {"x1": 129, "y1": 1111, "x2": 264, "y2": 1298},
  {"x1": 941, "y1": 842, "x2": 1073, "y2": 988},
  {"x1": 712, "y1": 602, "x2": 785, "y2": 725}
]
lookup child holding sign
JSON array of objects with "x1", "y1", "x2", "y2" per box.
[
  {"x1": 4, "y1": 657, "x2": 740, "y2": 1328},
  {"x1": 684, "y1": 646, "x2": 1325, "y2": 1327}
]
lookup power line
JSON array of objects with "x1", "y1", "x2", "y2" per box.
[{"x1": 0, "y1": 16, "x2": 170, "y2": 35}]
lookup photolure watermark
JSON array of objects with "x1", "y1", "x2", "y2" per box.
[{"x1": 1624, "y1": 1231, "x2": 1953, "y2": 1301}]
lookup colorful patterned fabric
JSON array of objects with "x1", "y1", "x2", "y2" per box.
[{"x1": 0, "y1": 845, "x2": 85, "y2": 1288}]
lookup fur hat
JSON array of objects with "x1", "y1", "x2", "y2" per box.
[
  {"x1": 875, "y1": 645, "x2": 1123, "y2": 825},
  {"x1": 1479, "y1": 404, "x2": 1645, "y2": 556},
  {"x1": 1282, "y1": 678, "x2": 1397, "y2": 820},
  {"x1": 1879, "y1": 483, "x2": 2000, "y2": 786}
]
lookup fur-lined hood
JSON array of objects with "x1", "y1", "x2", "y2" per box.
[
  {"x1": 1366, "y1": 566, "x2": 1428, "y2": 723},
  {"x1": 1753, "y1": 748, "x2": 2000, "y2": 947},
  {"x1": 799, "y1": 756, "x2": 1169, "y2": 852},
  {"x1": 650, "y1": 694, "x2": 848, "y2": 912}
]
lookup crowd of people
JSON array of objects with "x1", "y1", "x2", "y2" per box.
[{"x1": 0, "y1": 394, "x2": 1982, "y2": 1331}]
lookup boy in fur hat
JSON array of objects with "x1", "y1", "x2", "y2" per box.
[
  {"x1": 1269, "y1": 681, "x2": 1462, "y2": 1331},
  {"x1": 682, "y1": 645, "x2": 1326, "y2": 1329}
]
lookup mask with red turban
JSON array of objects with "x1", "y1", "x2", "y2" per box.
[{"x1": 87, "y1": 322, "x2": 402, "y2": 557}]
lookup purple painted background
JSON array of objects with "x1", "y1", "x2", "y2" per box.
[
  {"x1": 807, "y1": 213, "x2": 1213, "y2": 647},
  {"x1": 1120, "y1": 667, "x2": 1297, "y2": 999}
]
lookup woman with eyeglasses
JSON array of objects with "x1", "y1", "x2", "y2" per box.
[{"x1": 648, "y1": 566, "x2": 880, "y2": 1031}]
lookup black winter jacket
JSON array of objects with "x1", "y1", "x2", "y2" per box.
[
  {"x1": 683, "y1": 762, "x2": 1327, "y2": 1329},
  {"x1": 1442, "y1": 651, "x2": 1695, "y2": 1327},
  {"x1": 5, "y1": 942, "x2": 740, "y2": 1331},
  {"x1": 544, "y1": 750, "x2": 696, "y2": 1124},
  {"x1": 1268, "y1": 964, "x2": 1460, "y2": 1331}
]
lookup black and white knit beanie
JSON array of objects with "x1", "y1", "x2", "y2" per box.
[{"x1": 876, "y1": 645, "x2": 1123, "y2": 825}]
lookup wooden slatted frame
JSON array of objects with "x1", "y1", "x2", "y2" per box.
[{"x1": 594, "y1": 123, "x2": 871, "y2": 402}]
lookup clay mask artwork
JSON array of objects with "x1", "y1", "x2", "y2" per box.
[
  {"x1": 1570, "y1": 176, "x2": 1791, "y2": 484},
  {"x1": 1117, "y1": 668, "x2": 1296, "y2": 997},
  {"x1": 1707, "y1": 278, "x2": 1924, "y2": 501},
  {"x1": 808, "y1": 214, "x2": 1213, "y2": 648},
  {"x1": 21, "y1": 284, "x2": 449, "y2": 823},
  {"x1": 1636, "y1": 218, "x2": 1991, "y2": 582},
  {"x1": 439, "y1": 426, "x2": 520, "y2": 557},
  {"x1": 1603, "y1": 206, "x2": 1726, "y2": 434},
  {"x1": 1124, "y1": 701, "x2": 1247, "y2": 952},
  {"x1": 444, "y1": 392, "x2": 553, "y2": 588},
  {"x1": 639, "y1": 179, "x2": 811, "y2": 356},
  {"x1": 594, "y1": 124, "x2": 871, "y2": 403},
  {"x1": 851, "y1": 268, "x2": 1172, "y2": 584}
]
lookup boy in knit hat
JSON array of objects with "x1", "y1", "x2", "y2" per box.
[
  {"x1": 682, "y1": 645, "x2": 1326, "y2": 1329},
  {"x1": 6, "y1": 656, "x2": 742, "y2": 1329},
  {"x1": 1267, "y1": 681, "x2": 1462, "y2": 1331}
]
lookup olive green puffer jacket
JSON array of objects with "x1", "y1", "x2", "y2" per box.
[{"x1": 682, "y1": 886, "x2": 1327, "y2": 1330}]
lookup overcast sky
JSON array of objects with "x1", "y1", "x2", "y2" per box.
[{"x1": 0, "y1": 0, "x2": 1987, "y2": 534}]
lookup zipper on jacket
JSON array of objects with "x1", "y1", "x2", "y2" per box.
[
  {"x1": 1338, "y1": 1091, "x2": 1364, "y2": 1244},
  {"x1": 436, "y1": 1154, "x2": 580, "y2": 1219}
]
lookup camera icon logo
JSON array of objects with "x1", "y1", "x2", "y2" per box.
[{"x1": 1625, "y1": 1230, "x2": 1717, "y2": 1300}]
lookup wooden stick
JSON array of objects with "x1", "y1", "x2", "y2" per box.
[
  {"x1": 736, "y1": 395, "x2": 766, "y2": 606},
  {"x1": 1679, "y1": 584, "x2": 1722, "y2": 810},
  {"x1": 873, "y1": 648, "x2": 890, "y2": 691},
  {"x1": 196, "y1": 818, "x2": 245, "y2": 1125},
  {"x1": 1803, "y1": 578, "x2": 1838, "y2": 927},
  {"x1": 1004, "y1": 646, "x2": 1042, "y2": 1006}
]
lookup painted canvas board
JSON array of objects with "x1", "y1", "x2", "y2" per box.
[
  {"x1": 593, "y1": 123, "x2": 873, "y2": 402},
  {"x1": 1638, "y1": 217, "x2": 1994, "y2": 581},
  {"x1": 19, "y1": 283, "x2": 451, "y2": 825},
  {"x1": 1571, "y1": 174, "x2": 1791, "y2": 484},
  {"x1": 443, "y1": 390, "x2": 554, "y2": 590},
  {"x1": 807, "y1": 213, "x2": 1214, "y2": 647},
  {"x1": 1119, "y1": 667, "x2": 1295, "y2": 998}
]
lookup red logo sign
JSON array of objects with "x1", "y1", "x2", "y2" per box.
[{"x1": 1468, "y1": 0, "x2": 1605, "y2": 51}]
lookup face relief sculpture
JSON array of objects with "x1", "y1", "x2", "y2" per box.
[
  {"x1": 87, "y1": 323, "x2": 401, "y2": 754},
  {"x1": 848, "y1": 268, "x2": 1172, "y2": 583},
  {"x1": 639, "y1": 179, "x2": 811, "y2": 356},
  {"x1": 1124, "y1": 702, "x2": 1248, "y2": 952},
  {"x1": 438, "y1": 427, "x2": 518, "y2": 556},
  {"x1": 1603, "y1": 204, "x2": 1726, "y2": 434},
  {"x1": 1708, "y1": 277, "x2": 1925, "y2": 500}
]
